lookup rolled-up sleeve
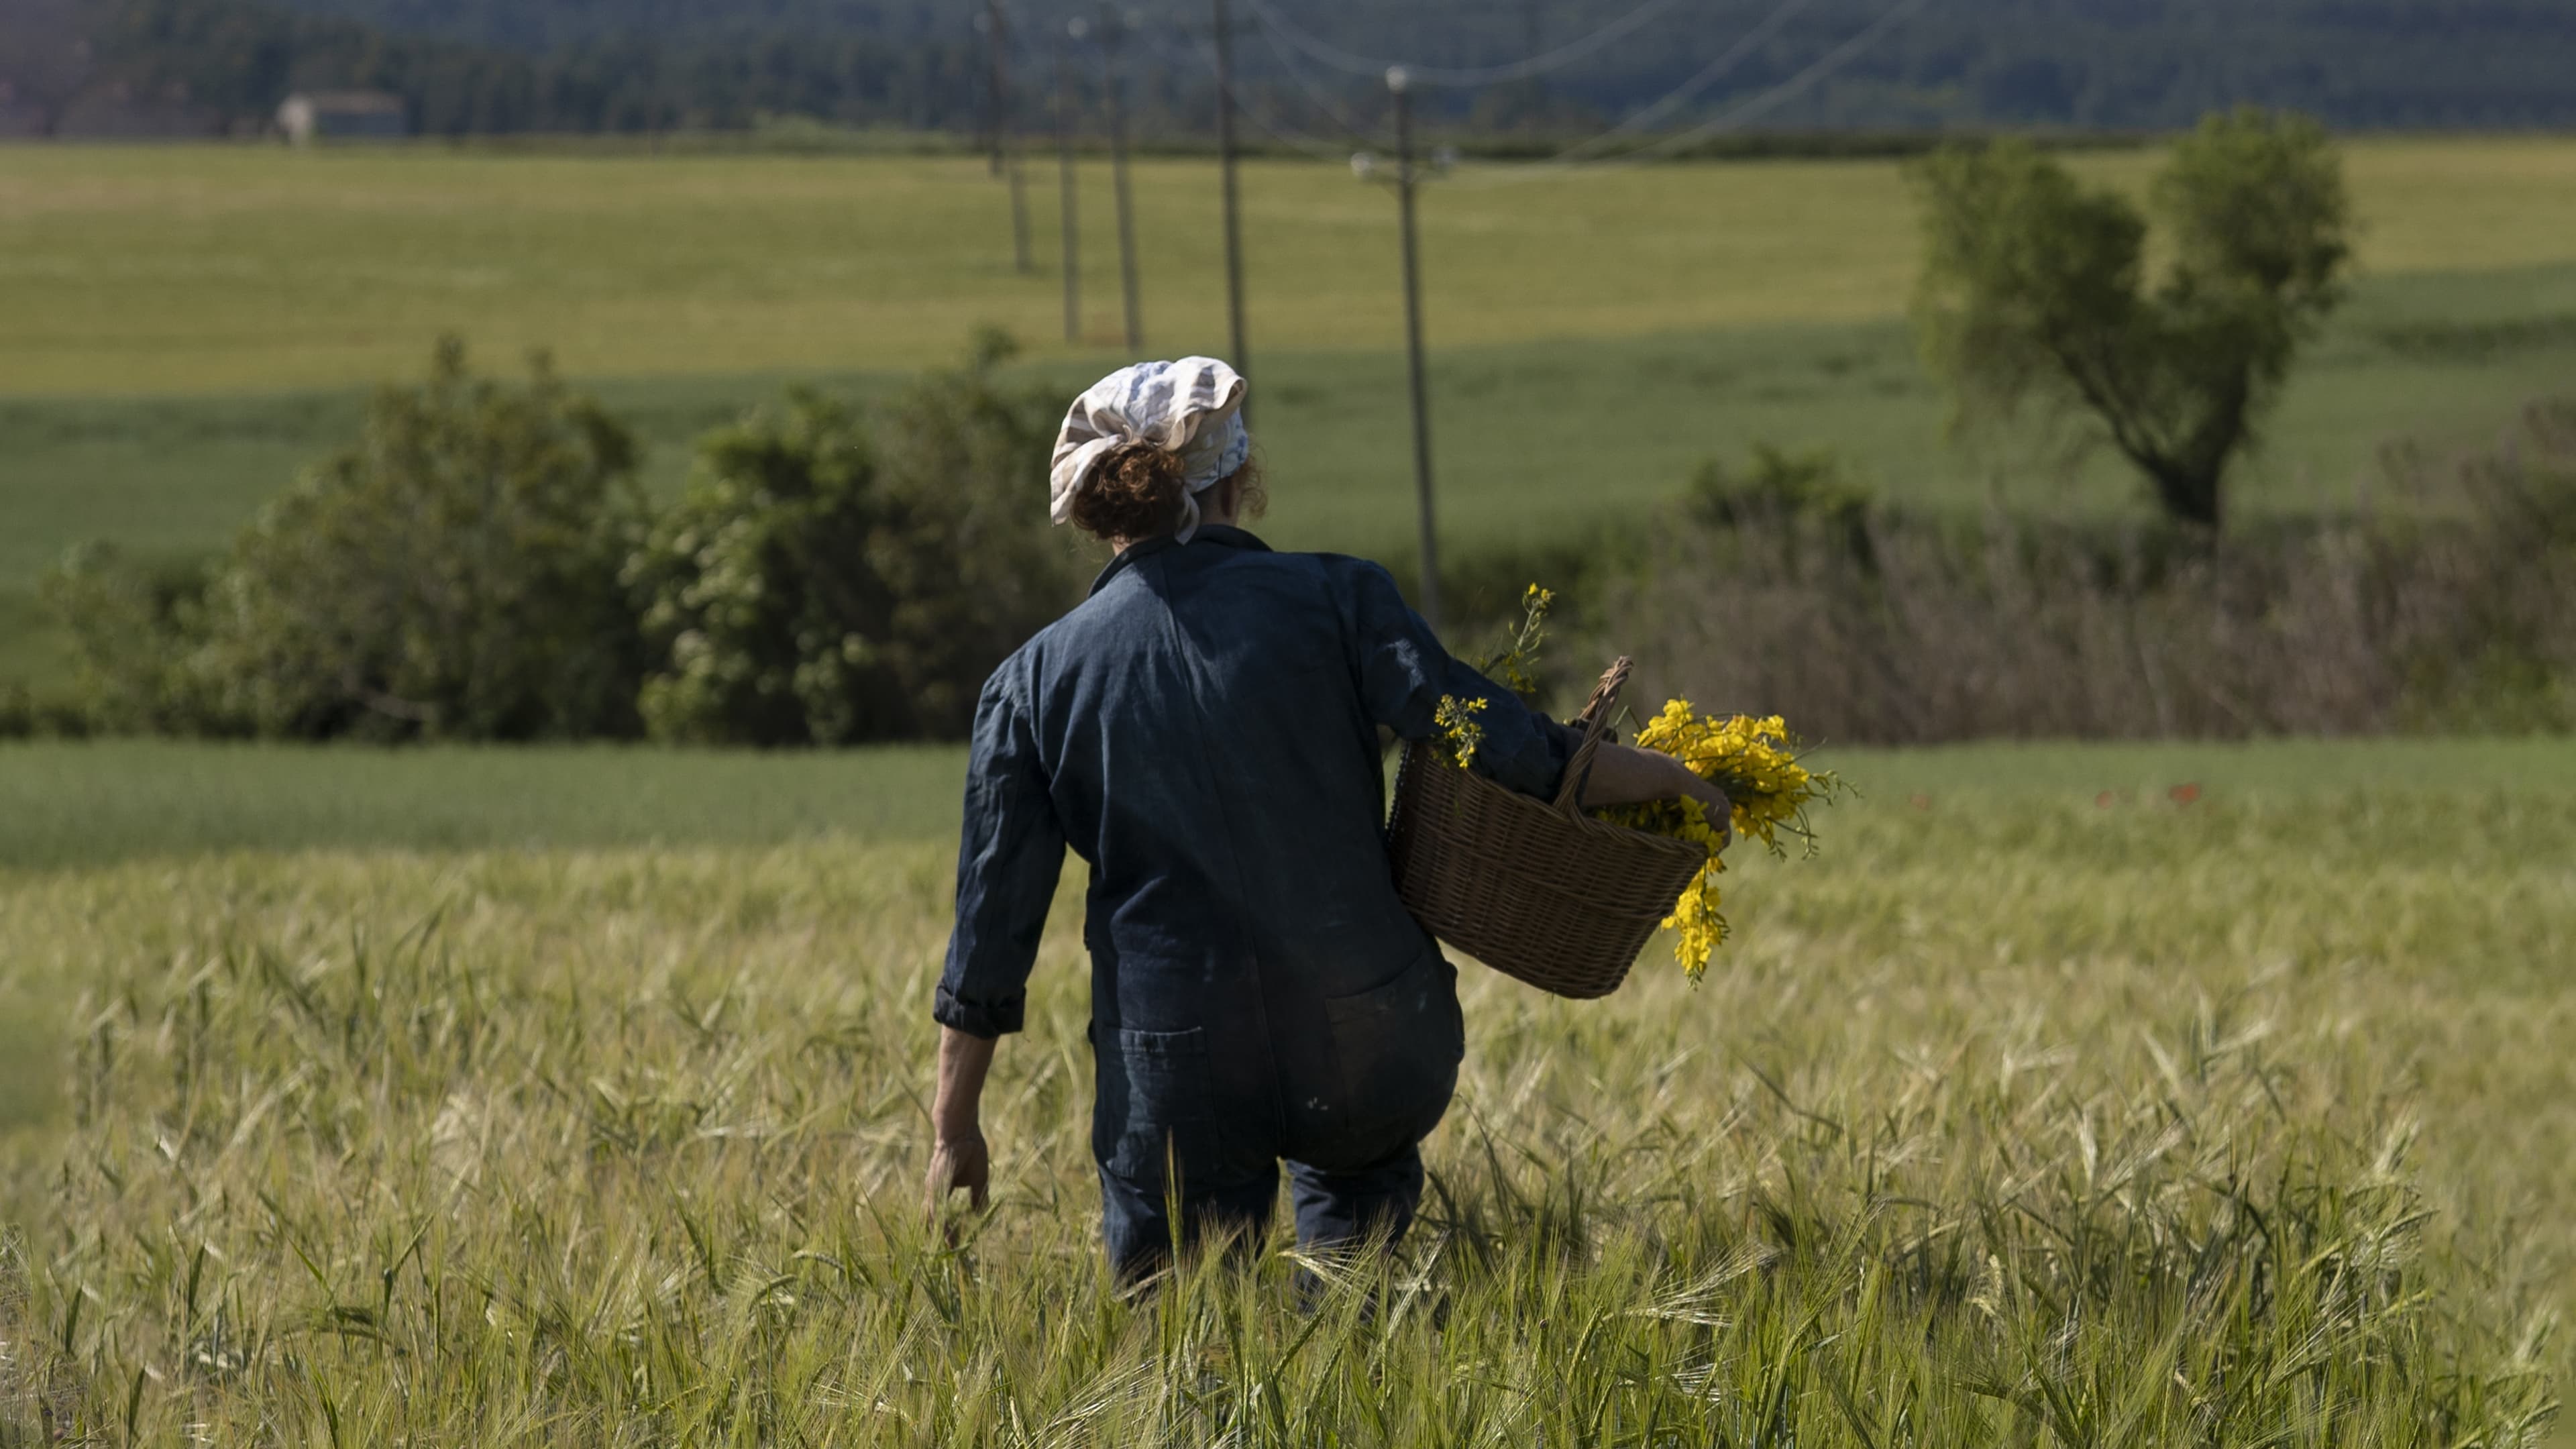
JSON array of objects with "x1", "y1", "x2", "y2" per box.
[
  {"x1": 1336, "y1": 561, "x2": 1579, "y2": 802},
  {"x1": 935, "y1": 666, "x2": 1066, "y2": 1038}
]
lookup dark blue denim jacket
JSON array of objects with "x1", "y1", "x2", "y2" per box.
[{"x1": 934, "y1": 527, "x2": 1579, "y2": 1178}]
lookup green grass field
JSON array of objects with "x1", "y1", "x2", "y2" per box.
[
  {"x1": 10, "y1": 140, "x2": 2576, "y2": 393},
  {"x1": 5, "y1": 268, "x2": 2573, "y2": 697},
  {"x1": 13, "y1": 264, "x2": 2576, "y2": 572},
  {"x1": 2, "y1": 738, "x2": 2568, "y2": 1440},
  {"x1": 8, "y1": 138, "x2": 2576, "y2": 694},
  {"x1": 7, "y1": 734, "x2": 2576, "y2": 867}
]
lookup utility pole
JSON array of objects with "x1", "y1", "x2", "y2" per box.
[
  {"x1": 1057, "y1": 19, "x2": 1086, "y2": 343},
  {"x1": 1099, "y1": 7, "x2": 1144, "y2": 352},
  {"x1": 983, "y1": 0, "x2": 1032, "y2": 274},
  {"x1": 976, "y1": 8, "x2": 1003, "y2": 176},
  {"x1": 1212, "y1": 0, "x2": 1251, "y2": 419},
  {"x1": 1389, "y1": 66, "x2": 1440, "y2": 631}
]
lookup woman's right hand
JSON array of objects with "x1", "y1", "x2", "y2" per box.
[
  {"x1": 926, "y1": 1025, "x2": 998, "y2": 1226},
  {"x1": 926, "y1": 1130, "x2": 991, "y2": 1217},
  {"x1": 1581, "y1": 743, "x2": 1735, "y2": 849},
  {"x1": 1682, "y1": 776, "x2": 1735, "y2": 847}
]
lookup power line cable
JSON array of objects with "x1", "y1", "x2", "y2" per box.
[
  {"x1": 1246, "y1": 9, "x2": 1395, "y2": 145},
  {"x1": 1534, "y1": 0, "x2": 1821, "y2": 162},
  {"x1": 1164, "y1": 0, "x2": 1824, "y2": 169},
  {"x1": 1136, "y1": 9, "x2": 1393, "y2": 154},
  {"x1": 1452, "y1": 0, "x2": 1933, "y2": 186},
  {"x1": 1597, "y1": 0, "x2": 1933, "y2": 161},
  {"x1": 1134, "y1": 28, "x2": 1360, "y2": 160},
  {"x1": 1136, "y1": 0, "x2": 1926, "y2": 182},
  {"x1": 1236, "y1": 0, "x2": 1695, "y2": 87},
  {"x1": 1046, "y1": 14, "x2": 1360, "y2": 160}
]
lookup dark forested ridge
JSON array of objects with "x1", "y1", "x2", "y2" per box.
[
  {"x1": 1, "y1": 0, "x2": 983, "y2": 136},
  {"x1": 8, "y1": 0, "x2": 2575, "y2": 139}
]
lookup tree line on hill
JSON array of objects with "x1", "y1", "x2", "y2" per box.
[
  {"x1": 8, "y1": 0, "x2": 2575, "y2": 140},
  {"x1": 1186, "y1": 0, "x2": 2576, "y2": 132},
  {"x1": 5, "y1": 0, "x2": 985, "y2": 136}
]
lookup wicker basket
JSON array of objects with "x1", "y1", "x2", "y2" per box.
[{"x1": 1385, "y1": 658, "x2": 1708, "y2": 1000}]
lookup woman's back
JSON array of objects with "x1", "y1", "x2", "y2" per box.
[{"x1": 1032, "y1": 528, "x2": 1428, "y2": 1023}]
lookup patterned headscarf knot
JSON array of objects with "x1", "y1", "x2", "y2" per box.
[{"x1": 1049, "y1": 357, "x2": 1251, "y2": 544}]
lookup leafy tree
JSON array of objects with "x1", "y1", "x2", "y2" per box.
[
  {"x1": 1911, "y1": 109, "x2": 2351, "y2": 530},
  {"x1": 629, "y1": 332, "x2": 1077, "y2": 746},
  {"x1": 44, "y1": 339, "x2": 651, "y2": 740},
  {"x1": 199, "y1": 339, "x2": 649, "y2": 739}
]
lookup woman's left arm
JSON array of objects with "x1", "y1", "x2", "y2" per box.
[
  {"x1": 1338, "y1": 561, "x2": 1593, "y2": 802},
  {"x1": 936, "y1": 669, "x2": 1066, "y2": 1037}
]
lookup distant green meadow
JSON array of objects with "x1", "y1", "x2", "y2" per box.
[
  {"x1": 7, "y1": 139, "x2": 2576, "y2": 693},
  {"x1": 9, "y1": 140, "x2": 2576, "y2": 394}
]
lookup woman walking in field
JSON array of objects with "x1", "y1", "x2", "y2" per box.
[{"x1": 925, "y1": 358, "x2": 1728, "y2": 1281}]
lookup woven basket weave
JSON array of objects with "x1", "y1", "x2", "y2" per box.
[{"x1": 1385, "y1": 658, "x2": 1708, "y2": 1000}]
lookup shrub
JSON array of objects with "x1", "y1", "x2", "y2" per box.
[
  {"x1": 1595, "y1": 403, "x2": 2576, "y2": 743},
  {"x1": 37, "y1": 545, "x2": 223, "y2": 735},
  {"x1": 630, "y1": 334, "x2": 1077, "y2": 746},
  {"x1": 2385, "y1": 400, "x2": 2576, "y2": 731},
  {"x1": 0, "y1": 682, "x2": 89, "y2": 741},
  {"x1": 1686, "y1": 443, "x2": 1876, "y2": 571},
  {"x1": 44, "y1": 340, "x2": 650, "y2": 741}
]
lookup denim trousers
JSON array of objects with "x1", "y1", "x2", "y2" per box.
[
  {"x1": 1088, "y1": 951, "x2": 1462, "y2": 1283},
  {"x1": 1098, "y1": 1142, "x2": 1428, "y2": 1283}
]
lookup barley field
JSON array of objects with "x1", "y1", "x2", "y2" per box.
[{"x1": 1, "y1": 739, "x2": 2568, "y2": 1443}]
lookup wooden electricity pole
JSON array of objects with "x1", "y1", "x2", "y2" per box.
[
  {"x1": 1389, "y1": 66, "x2": 1439, "y2": 631},
  {"x1": 984, "y1": 0, "x2": 1032, "y2": 274},
  {"x1": 1100, "y1": 8, "x2": 1144, "y2": 352},
  {"x1": 1057, "y1": 21, "x2": 1085, "y2": 342},
  {"x1": 1212, "y1": 0, "x2": 1251, "y2": 418}
]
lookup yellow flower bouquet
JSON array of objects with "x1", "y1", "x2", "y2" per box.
[
  {"x1": 1434, "y1": 587, "x2": 1841, "y2": 983},
  {"x1": 1596, "y1": 702, "x2": 1841, "y2": 981}
]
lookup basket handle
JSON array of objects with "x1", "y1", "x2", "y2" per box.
[{"x1": 1548, "y1": 657, "x2": 1631, "y2": 818}]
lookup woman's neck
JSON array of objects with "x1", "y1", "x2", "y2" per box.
[{"x1": 1112, "y1": 486, "x2": 1236, "y2": 553}]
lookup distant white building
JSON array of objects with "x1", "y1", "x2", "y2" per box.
[{"x1": 276, "y1": 91, "x2": 409, "y2": 145}]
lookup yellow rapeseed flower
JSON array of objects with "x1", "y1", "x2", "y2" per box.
[
  {"x1": 1599, "y1": 700, "x2": 1839, "y2": 981},
  {"x1": 1433, "y1": 694, "x2": 1489, "y2": 769}
]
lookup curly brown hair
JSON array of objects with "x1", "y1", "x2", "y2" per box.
[{"x1": 1067, "y1": 445, "x2": 1267, "y2": 545}]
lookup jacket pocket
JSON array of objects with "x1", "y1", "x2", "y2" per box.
[
  {"x1": 1320, "y1": 949, "x2": 1464, "y2": 1165},
  {"x1": 1101, "y1": 1025, "x2": 1217, "y2": 1183}
]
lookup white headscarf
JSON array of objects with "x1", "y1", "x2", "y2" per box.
[{"x1": 1049, "y1": 357, "x2": 1251, "y2": 545}]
